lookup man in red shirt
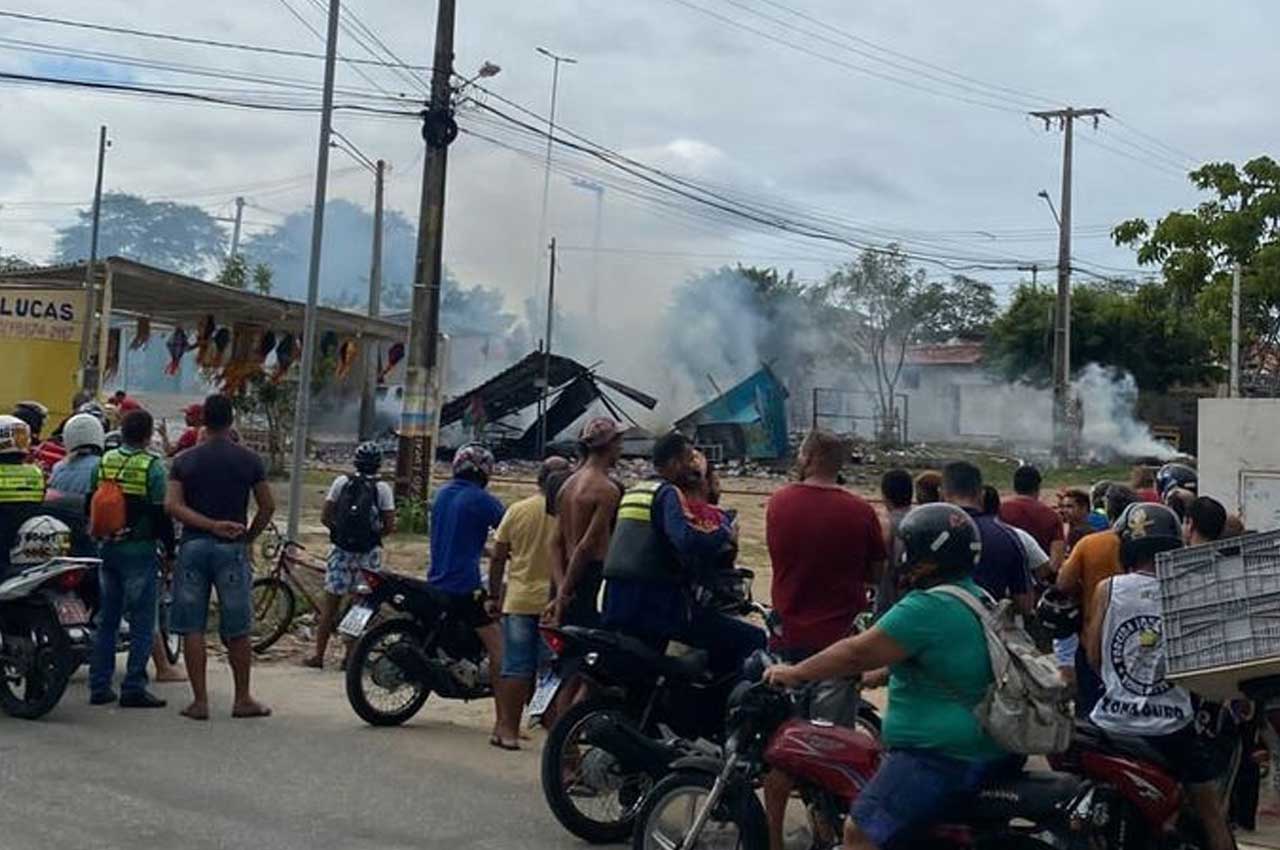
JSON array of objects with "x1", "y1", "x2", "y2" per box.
[
  {"x1": 764, "y1": 429, "x2": 885, "y2": 849},
  {"x1": 998, "y1": 464, "x2": 1064, "y2": 578}
]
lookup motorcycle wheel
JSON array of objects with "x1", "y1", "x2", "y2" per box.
[
  {"x1": 541, "y1": 698, "x2": 655, "y2": 844},
  {"x1": 345, "y1": 617, "x2": 432, "y2": 726},
  {"x1": 0, "y1": 608, "x2": 74, "y2": 720},
  {"x1": 632, "y1": 770, "x2": 767, "y2": 850},
  {"x1": 249, "y1": 577, "x2": 296, "y2": 653}
]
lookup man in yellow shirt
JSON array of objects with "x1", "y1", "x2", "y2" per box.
[{"x1": 488, "y1": 456, "x2": 570, "y2": 750}]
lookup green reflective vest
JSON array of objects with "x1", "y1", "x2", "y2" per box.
[
  {"x1": 0, "y1": 463, "x2": 46, "y2": 503},
  {"x1": 100, "y1": 449, "x2": 156, "y2": 498},
  {"x1": 602, "y1": 481, "x2": 682, "y2": 585}
]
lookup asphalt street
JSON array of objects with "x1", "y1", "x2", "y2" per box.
[{"x1": 0, "y1": 659, "x2": 571, "y2": 850}]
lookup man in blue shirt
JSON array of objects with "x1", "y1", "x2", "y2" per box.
[
  {"x1": 942, "y1": 460, "x2": 1033, "y2": 614},
  {"x1": 428, "y1": 443, "x2": 506, "y2": 693}
]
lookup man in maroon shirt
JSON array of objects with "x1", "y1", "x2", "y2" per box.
[
  {"x1": 998, "y1": 464, "x2": 1064, "y2": 578},
  {"x1": 764, "y1": 429, "x2": 885, "y2": 850}
]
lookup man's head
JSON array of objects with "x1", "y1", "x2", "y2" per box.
[
  {"x1": 981, "y1": 485, "x2": 1001, "y2": 516},
  {"x1": 1185, "y1": 495, "x2": 1227, "y2": 544},
  {"x1": 579, "y1": 416, "x2": 622, "y2": 464},
  {"x1": 12, "y1": 401, "x2": 47, "y2": 439},
  {"x1": 1059, "y1": 488, "x2": 1090, "y2": 527},
  {"x1": 112, "y1": 390, "x2": 126, "y2": 403},
  {"x1": 941, "y1": 460, "x2": 983, "y2": 509},
  {"x1": 880, "y1": 468, "x2": 913, "y2": 510},
  {"x1": 537, "y1": 455, "x2": 571, "y2": 498},
  {"x1": 1115, "y1": 502, "x2": 1183, "y2": 571},
  {"x1": 652, "y1": 431, "x2": 693, "y2": 483},
  {"x1": 120, "y1": 409, "x2": 154, "y2": 448},
  {"x1": 184, "y1": 402, "x2": 204, "y2": 428},
  {"x1": 1105, "y1": 484, "x2": 1138, "y2": 523},
  {"x1": 1012, "y1": 464, "x2": 1042, "y2": 497},
  {"x1": 203, "y1": 393, "x2": 235, "y2": 434},
  {"x1": 1224, "y1": 514, "x2": 1246, "y2": 538},
  {"x1": 1131, "y1": 465, "x2": 1156, "y2": 490},
  {"x1": 1164, "y1": 487, "x2": 1195, "y2": 523},
  {"x1": 914, "y1": 470, "x2": 942, "y2": 505},
  {"x1": 682, "y1": 449, "x2": 710, "y2": 500},
  {"x1": 797, "y1": 429, "x2": 846, "y2": 481},
  {"x1": 452, "y1": 443, "x2": 496, "y2": 487}
]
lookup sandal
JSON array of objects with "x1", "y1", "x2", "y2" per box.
[
  {"x1": 489, "y1": 735, "x2": 520, "y2": 752},
  {"x1": 302, "y1": 656, "x2": 323, "y2": 669}
]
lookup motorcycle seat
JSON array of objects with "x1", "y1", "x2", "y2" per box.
[
  {"x1": 559, "y1": 626, "x2": 711, "y2": 679},
  {"x1": 958, "y1": 772, "x2": 1082, "y2": 823},
  {"x1": 1075, "y1": 720, "x2": 1174, "y2": 772}
]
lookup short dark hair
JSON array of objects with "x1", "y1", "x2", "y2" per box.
[
  {"x1": 942, "y1": 461, "x2": 982, "y2": 501},
  {"x1": 653, "y1": 431, "x2": 690, "y2": 470},
  {"x1": 1013, "y1": 464, "x2": 1042, "y2": 495},
  {"x1": 203, "y1": 393, "x2": 234, "y2": 431},
  {"x1": 880, "y1": 468, "x2": 913, "y2": 509},
  {"x1": 537, "y1": 456, "x2": 570, "y2": 491},
  {"x1": 120, "y1": 409, "x2": 154, "y2": 446},
  {"x1": 981, "y1": 485, "x2": 1001, "y2": 515},
  {"x1": 112, "y1": 390, "x2": 126, "y2": 400},
  {"x1": 1062, "y1": 488, "x2": 1090, "y2": 511},
  {"x1": 1105, "y1": 484, "x2": 1138, "y2": 522},
  {"x1": 1187, "y1": 496, "x2": 1227, "y2": 540},
  {"x1": 800, "y1": 429, "x2": 847, "y2": 477},
  {"x1": 914, "y1": 470, "x2": 942, "y2": 504}
]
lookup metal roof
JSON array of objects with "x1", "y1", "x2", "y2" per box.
[{"x1": 904, "y1": 342, "x2": 985, "y2": 366}]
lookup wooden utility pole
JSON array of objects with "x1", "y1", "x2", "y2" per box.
[
  {"x1": 78, "y1": 124, "x2": 109, "y2": 393},
  {"x1": 358, "y1": 158, "x2": 385, "y2": 439},
  {"x1": 396, "y1": 0, "x2": 457, "y2": 498},
  {"x1": 1030, "y1": 106, "x2": 1108, "y2": 458}
]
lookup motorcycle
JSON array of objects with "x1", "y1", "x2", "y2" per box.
[
  {"x1": 341, "y1": 568, "x2": 492, "y2": 726},
  {"x1": 634, "y1": 652, "x2": 1078, "y2": 850},
  {"x1": 0, "y1": 556, "x2": 98, "y2": 719}
]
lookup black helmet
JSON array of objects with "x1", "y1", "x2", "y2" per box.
[
  {"x1": 1089, "y1": 480, "x2": 1113, "y2": 512},
  {"x1": 1155, "y1": 463, "x2": 1197, "y2": 498},
  {"x1": 895, "y1": 503, "x2": 981, "y2": 577},
  {"x1": 12, "y1": 400, "x2": 47, "y2": 437},
  {"x1": 354, "y1": 441, "x2": 383, "y2": 474},
  {"x1": 1036, "y1": 587, "x2": 1082, "y2": 639},
  {"x1": 1114, "y1": 502, "x2": 1183, "y2": 569}
]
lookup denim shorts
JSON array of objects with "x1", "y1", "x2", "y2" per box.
[
  {"x1": 325, "y1": 547, "x2": 382, "y2": 595},
  {"x1": 850, "y1": 749, "x2": 1000, "y2": 847},
  {"x1": 1054, "y1": 633, "x2": 1080, "y2": 668},
  {"x1": 170, "y1": 537, "x2": 253, "y2": 640},
  {"x1": 500, "y1": 614, "x2": 547, "y2": 679}
]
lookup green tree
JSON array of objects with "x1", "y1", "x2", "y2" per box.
[
  {"x1": 54, "y1": 192, "x2": 227, "y2": 276},
  {"x1": 231, "y1": 371, "x2": 294, "y2": 476},
  {"x1": 916, "y1": 275, "x2": 998, "y2": 342},
  {"x1": 252, "y1": 263, "x2": 274, "y2": 295},
  {"x1": 217, "y1": 254, "x2": 248, "y2": 289}
]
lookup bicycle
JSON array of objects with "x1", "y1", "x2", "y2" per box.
[{"x1": 246, "y1": 522, "x2": 341, "y2": 653}]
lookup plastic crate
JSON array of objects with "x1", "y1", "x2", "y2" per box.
[{"x1": 1157, "y1": 529, "x2": 1280, "y2": 676}]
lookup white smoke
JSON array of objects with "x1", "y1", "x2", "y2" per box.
[{"x1": 1074, "y1": 363, "x2": 1179, "y2": 462}]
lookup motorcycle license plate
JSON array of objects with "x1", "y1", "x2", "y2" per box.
[
  {"x1": 338, "y1": 604, "x2": 374, "y2": 637},
  {"x1": 53, "y1": 594, "x2": 90, "y2": 626},
  {"x1": 527, "y1": 670, "x2": 562, "y2": 719}
]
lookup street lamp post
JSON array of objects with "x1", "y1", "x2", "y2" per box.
[
  {"x1": 533, "y1": 47, "x2": 576, "y2": 315},
  {"x1": 571, "y1": 178, "x2": 604, "y2": 335}
]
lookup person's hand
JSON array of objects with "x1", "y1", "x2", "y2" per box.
[
  {"x1": 763, "y1": 663, "x2": 805, "y2": 689},
  {"x1": 483, "y1": 599, "x2": 501, "y2": 620},
  {"x1": 541, "y1": 595, "x2": 566, "y2": 627},
  {"x1": 211, "y1": 520, "x2": 247, "y2": 540},
  {"x1": 728, "y1": 517, "x2": 741, "y2": 545},
  {"x1": 862, "y1": 667, "x2": 890, "y2": 689}
]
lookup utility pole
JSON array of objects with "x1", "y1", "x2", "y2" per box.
[
  {"x1": 538, "y1": 238, "x2": 557, "y2": 458},
  {"x1": 396, "y1": 0, "x2": 458, "y2": 499},
  {"x1": 1017, "y1": 262, "x2": 1039, "y2": 288},
  {"x1": 572, "y1": 178, "x2": 604, "y2": 333},
  {"x1": 285, "y1": 0, "x2": 342, "y2": 540},
  {"x1": 1231, "y1": 261, "x2": 1242, "y2": 397},
  {"x1": 229, "y1": 196, "x2": 245, "y2": 258},
  {"x1": 78, "y1": 125, "x2": 109, "y2": 393},
  {"x1": 533, "y1": 47, "x2": 576, "y2": 312},
  {"x1": 1030, "y1": 106, "x2": 1108, "y2": 459},
  {"x1": 358, "y1": 158, "x2": 386, "y2": 439}
]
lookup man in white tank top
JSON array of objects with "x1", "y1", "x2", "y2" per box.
[{"x1": 1085, "y1": 503, "x2": 1233, "y2": 850}]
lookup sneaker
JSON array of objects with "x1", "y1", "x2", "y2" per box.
[
  {"x1": 89, "y1": 689, "x2": 118, "y2": 706},
  {"x1": 119, "y1": 691, "x2": 168, "y2": 709}
]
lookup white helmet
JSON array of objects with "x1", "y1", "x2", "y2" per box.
[
  {"x1": 0, "y1": 414, "x2": 32, "y2": 457},
  {"x1": 10, "y1": 515, "x2": 72, "y2": 566},
  {"x1": 63, "y1": 413, "x2": 106, "y2": 454}
]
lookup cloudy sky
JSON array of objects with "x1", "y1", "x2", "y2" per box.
[{"x1": 1, "y1": 0, "x2": 1276, "y2": 329}]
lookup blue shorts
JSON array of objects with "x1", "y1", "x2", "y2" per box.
[
  {"x1": 500, "y1": 614, "x2": 548, "y2": 679},
  {"x1": 170, "y1": 537, "x2": 253, "y2": 640},
  {"x1": 850, "y1": 749, "x2": 1000, "y2": 847},
  {"x1": 325, "y1": 547, "x2": 382, "y2": 595}
]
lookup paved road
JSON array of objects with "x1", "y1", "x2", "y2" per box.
[{"x1": 0, "y1": 659, "x2": 573, "y2": 850}]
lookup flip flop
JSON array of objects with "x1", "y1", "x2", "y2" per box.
[
  {"x1": 180, "y1": 704, "x2": 209, "y2": 721},
  {"x1": 489, "y1": 735, "x2": 520, "y2": 751},
  {"x1": 232, "y1": 703, "x2": 273, "y2": 719},
  {"x1": 302, "y1": 656, "x2": 324, "y2": 669}
]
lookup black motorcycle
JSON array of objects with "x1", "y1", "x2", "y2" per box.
[
  {"x1": 341, "y1": 568, "x2": 492, "y2": 726},
  {"x1": 0, "y1": 556, "x2": 98, "y2": 719}
]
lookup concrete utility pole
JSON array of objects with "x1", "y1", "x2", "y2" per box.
[
  {"x1": 358, "y1": 158, "x2": 386, "y2": 440},
  {"x1": 538, "y1": 237, "x2": 557, "y2": 458},
  {"x1": 396, "y1": 0, "x2": 458, "y2": 499},
  {"x1": 1231, "y1": 261, "x2": 1242, "y2": 397},
  {"x1": 571, "y1": 178, "x2": 604, "y2": 333},
  {"x1": 285, "y1": 0, "x2": 342, "y2": 540},
  {"x1": 1030, "y1": 106, "x2": 1108, "y2": 458},
  {"x1": 533, "y1": 47, "x2": 576, "y2": 311},
  {"x1": 229, "y1": 196, "x2": 245, "y2": 258},
  {"x1": 78, "y1": 124, "x2": 109, "y2": 393}
]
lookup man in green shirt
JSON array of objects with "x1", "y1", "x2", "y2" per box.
[
  {"x1": 765, "y1": 503, "x2": 1009, "y2": 850},
  {"x1": 88, "y1": 409, "x2": 174, "y2": 708}
]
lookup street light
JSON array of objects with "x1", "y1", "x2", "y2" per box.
[
  {"x1": 533, "y1": 47, "x2": 577, "y2": 312},
  {"x1": 1037, "y1": 189, "x2": 1062, "y2": 229},
  {"x1": 571, "y1": 178, "x2": 605, "y2": 334}
]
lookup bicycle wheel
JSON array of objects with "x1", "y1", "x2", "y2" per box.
[
  {"x1": 250, "y1": 577, "x2": 296, "y2": 653},
  {"x1": 157, "y1": 592, "x2": 182, "y2": 665}
]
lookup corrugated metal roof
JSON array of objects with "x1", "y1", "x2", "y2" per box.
[{"x1": 904, "y1": 342, "x2": 985, "y2": 365}]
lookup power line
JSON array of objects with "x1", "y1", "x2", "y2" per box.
[{"x1": 272, "y1": 0, "x2": 393, "y2": 97}]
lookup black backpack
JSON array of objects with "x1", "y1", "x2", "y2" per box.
[{"x1": 331, "y1": 475, "x2": 382, "y2": 554}]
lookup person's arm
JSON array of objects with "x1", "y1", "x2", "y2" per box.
[
  {"x1": 866, "y1": 506, "x2": 888, "y2": 583},
  {"x1": 488, "y1": 540, "x2": 511, "y2": 610},
  {"x1": 1085, "y1": 578, "x2": 1112, "y2": 671},
  {"x1": 765, "y1": 626, "x2": 909, "y2": 686},
  {"x1": 380, "y1": 510, "x2": 396, "y2": 536},
  {"x1": 158, "y1": 420, "x2": 172, "y2": 455},
  {"x1": 1048, "y1": 539, "x2": 1066, "y2": 577},
  {"x1": 548, "y1": 525, "x2": 567, "y2": 592},
  {"x1": 1055, "y1": 543, "x2": 1085, "y2": 598},
  {"x1": 1008, "y1": 553, "x2": 1034, "y2": 615},
  {"x1": 165, "y1": 479, "x2": 244, "y2": 540},
  {"x1": 321, "y1": 501, "x2": 336, "y2": 531},
  {"x1": 247, "y1": 479, "x2": 276, "y2": 542},
  {"x1": 657, "y1": 486, "x2": 729, "y2": 558}
]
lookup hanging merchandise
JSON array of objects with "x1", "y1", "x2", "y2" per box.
[
  {"x1": 334, "y1": 338, "x2": 358, "y2": 380},
  {"x1": 129, "y1": 317, "x2": 151, "y2": 350},
  {"x1": 271, "y1": 333, "x2": 297, "y2": 383},
  {"x1": 207, "y1": 327, "x2": 232, "y2": 369},
  {"x1": 104, "y1": 328, "x2": 122, "y2": 382},
  {"x1": 378, "y1": 341, "x2": 405, "y2": 383},
  {"x1": 320, "y1": 330, "x2": 339, "y2": 359},
  {"x1": 164, "y1": 326, "x2": 190, "y2": 375},
  {"x1": 194, "y1": 314, "x2": 217, "y2": 368},
  {"x1": 257, "y1": 330, "x2": 277, "y2": 363}
]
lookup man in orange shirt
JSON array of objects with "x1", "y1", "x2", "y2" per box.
[{"x1": 1056, "y1": 484, "x2": 1137, "y2": 716}]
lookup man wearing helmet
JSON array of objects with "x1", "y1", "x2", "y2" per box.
[
  {"x1": 305, "y1": 442, "x2": 396, "y2": 669},
  {"x1": 0, "y1": 414, "x2": 47, "y2": 572},
  {"x1": 48, "y1": 412, "x2": 105, "y2": 497},
  {"x1": 428, "y1": 443, "x2": 507, "y2": 700},
  {"x1": 1085, "y1": 503, "x2": 1232, "y2": 850},
  {"x1": 1155, "y1": 462, "x2": 1198, "y2": 501},
  {"x1": 766, "y1": 504, "x2": 1006, "y2": 850}
]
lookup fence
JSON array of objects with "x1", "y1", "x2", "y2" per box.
[{"x1": 810, "y1": 387, "x2": 909, "y2": 444}]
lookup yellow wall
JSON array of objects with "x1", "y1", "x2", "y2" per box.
[{"x1": 0, "y1": 288, "x2": 86, "y2": 427}]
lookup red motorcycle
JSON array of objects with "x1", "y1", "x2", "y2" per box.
[{"x1": 632, "y1": 654, "x2": 1078, "y2": 850}]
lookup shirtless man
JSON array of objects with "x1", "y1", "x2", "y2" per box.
[{"x1": 544, "y1": 418, "x2": 623, "y2": 628}]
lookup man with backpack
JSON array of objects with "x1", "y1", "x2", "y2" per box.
[
  {"x1": 305, "y1": 442, "x2": 396, "y2": 669},
  {"x1": 87, "y1": 409, "x2": 175, "y2": 708}
]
